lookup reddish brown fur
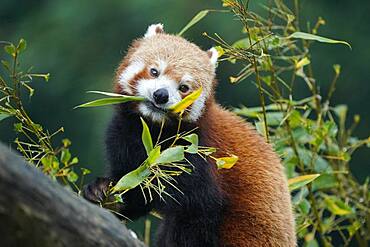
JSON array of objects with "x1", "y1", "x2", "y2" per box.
[
  {"x1": 114, "y1": 40, "x2": 142, "y2": 94},
  {"x1": 199, "y1": 98, "x2": 296, "y2": 247},
  {"x1": 113, "y1": 30, "x2": 296, "y2": 246}
]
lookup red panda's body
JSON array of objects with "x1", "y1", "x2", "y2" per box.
[
  {"x1": 200, "y1": 100, "x2": 296, "y2": 246},
  {"x1": 83, "y1": 24, "x2": 296, "y2": 246}
]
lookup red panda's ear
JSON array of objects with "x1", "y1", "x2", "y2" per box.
[
  {"x1": 207, "y1": 47, "x2": 218, "y2": 67},
  {"x1": 144, "y1": 23, "x2": 164, "y2": 38}
]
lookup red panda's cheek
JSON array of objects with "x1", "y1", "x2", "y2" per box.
[{"x1": 114, "y1": 83, "x2": 123, "y2": 94}]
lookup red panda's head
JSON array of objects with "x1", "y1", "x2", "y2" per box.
[{"x1": 115, "y1": 23, "x2": 218, "y2": 123}]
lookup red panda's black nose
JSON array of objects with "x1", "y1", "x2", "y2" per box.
[{"x1": 153, "y1": 88, "x2": 169, "y2": 105}]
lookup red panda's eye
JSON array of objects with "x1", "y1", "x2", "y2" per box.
[
  {"x1": 179, "y1": 84, "x2": 190, "y2": 93},
  {"x1": 150, "y1": 68, "x2": 159, "y2": 78}
]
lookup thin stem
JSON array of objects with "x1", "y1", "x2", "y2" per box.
[{"x1": 243, "y1": 1, "x2": 269, "y2": 142}]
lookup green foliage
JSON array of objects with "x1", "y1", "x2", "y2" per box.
[
  {"x1": 209, "y1": 0, "x2": 369, "y2": 246},
  {"x1": 73, "y1": 86, "x2": 237, "y2": 206},
  {"x1": 0, "y1": 39, "x2": 89, "y2": 191},
  {"x1": 104, "y1": 98, "x2": 236, "y2": 205},
  {"x1": 178, "y1": 10, "x2": 210, "y2": 36},
  {"x1": 1, "y1": 1, "x2": 369, "y2": 246},
  {"x1": 288, "y1": 32, "x2": 351, "y2": 49}
]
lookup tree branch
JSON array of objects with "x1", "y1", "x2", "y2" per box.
[{"x1": 0, "y1": 142, "x2": 146, "y2": 247}]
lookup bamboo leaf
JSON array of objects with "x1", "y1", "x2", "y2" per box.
[
  {"x1": 232, "y1": 38, "x2": 251, "y2": 49},
  {"x1": 112, "y1": 164, "x2": 151, "y2": 192},
  {"x1": 324, "y1": 196, "x2": 354, "y2": 215},
  {"x1": 17, "y1": 38, "x2": 27, "y2": 53},
  {"x1": 61, "y1": 149, "x2": 71, "y2": 164},
  {"x1": 4, "y1": 44, "x2": 16, "y2": 57},
  {"x1": 288, "y1": 174, "x2": 320, "y2": 191},
  {"x1": 288, "y1": 32, "x2": 351, "y2": 49},
  {"x1": 141, "y1": 117, "x2": 153, "y2": 156},
  {"x1": 182, "y1": 133, "x2": 198, "y2": 145},
  {"x1": 347, "y1": 221, "x2": 361, "y2": 237},
  {"x1": 295, "y1": 57, "x2": 310, "y2": 70},
  {"x1": 333, "y1": 64, "x2": 341, "y2": 75},
  {"x1": 182, "y1": 133, "x2": 199, "y2": 154},
  {"x1": 169, "y1": 87, "x2": 202, "y2": 113},
  {"x1": 87, "y1": 91, "x2": 128, "y2": 97},
  {"x1": 74, "y1": 96, "x2": 144, "y2": 108},
  {"x1": 0, "y1": 113, "x2": 10, "y2": 122},
  {"x1": 147, "y1": 146, "x2": 161, "y2": 165},
  {"x1": 178, "y1": 10, "x2": 210, "y2": 36},
  {"x1": 216, "y1": 155, "x2": 238, "y2": 169},
  {"x1": 155, "y1": 146, "x2": 185, "y2": 164},
  {"x1": 214, "y1": 46, "x2": 225, "y2": 57},
  {"x1": 67, "y1": 171, "x2": 78, "y2": 183}
]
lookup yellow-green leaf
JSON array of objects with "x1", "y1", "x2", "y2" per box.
[
  {"x1": 347, "y1": 221, "x2": 361, "y2": 237},
  {"x1": 141, "y1": 117, "x2": 153, "y2": 156},
  {"x1": 178, "y1": 10, "x2": 210, "y2": 36},
  {"x1": 333, "y1": 64, "x2": 341, "y2": 75},
  {"x1": 288, "y1": 174, "x2": 320, "y2": 191},
  {"x1": 216, "y1": 155, "x2": 238, "y2": 169},
  {"x1": 17, "y1": 38, "x2": 27, "y2": 53},
  {"x1": 214, "y1": 46, "x2": 225, "y2": 57},
  {"x1": 61, "y1": 149, "x2": 71, "y2": 164},
  {"x1": 147, "y1": 146, "x2": 161, "y2": 164},
  {"x1": 4, "y1": 44, "x2": 16, "y2": 57},
  {"x1": 222, "y1": 0, "x2": 234, "y2": 7},
  {"x1": 169, "y1": 87, "x2": 202, "y2": 113},
  {"x1": 288, "y1": 32, "x2": 351, "y2": 49},
  {"x1": 232, "y1": 38, "x2": 251, "y2": 49},
  {"x1": 324, "y1": 196, "x2": 354, "y2": 215},
  {"x1": 295, "y1": 57, "x2": 310, "y2": 70}
]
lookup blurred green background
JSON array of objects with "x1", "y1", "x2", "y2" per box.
[
  {"x1": 0, "y1": 0, "x2": 369, "y2": 238},
  {"x1": 1, "y1": 0, "x2": 368, "y2": 179}
]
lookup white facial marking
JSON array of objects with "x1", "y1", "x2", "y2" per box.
[
  {"x1": 144, "y1": 23, "x2": 164, "y2": 38},
  {"x1": 181, "y1": 74, "x2": 207, "y2": 122},
  {"x1": 187, "y1": 91, "x2": 207, "y2": 122},
  {"x1": 181, "y1": 74, "x2": 193, "y2": 84},
  {"x1": 119, "y1": 61, "x2": 145, "y2": 94},
  {"x1": 158, "y1": 59, "x2": 167, "y2": 72}
]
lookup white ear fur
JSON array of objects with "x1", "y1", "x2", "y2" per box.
[
  {"x1": 144, "y1": 23, "x2": 164, "y2": 38},
  {"x1": 207, "y1": 47, "x2": 218, "y2": 66}
]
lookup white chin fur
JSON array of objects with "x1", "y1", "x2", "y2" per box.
[{"x1": 138, "y1": 103, "x2": 166, "y2": 123}]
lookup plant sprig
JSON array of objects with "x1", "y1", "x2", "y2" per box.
[
  {"x1": 0, "y1": 39, "x2": 89, "y2": 191},
  {"x1": 77, "y1": 86, "x2": 238, "y2": 207}
]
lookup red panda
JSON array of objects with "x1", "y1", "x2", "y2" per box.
[{"x1": 83, "y1": 23, "x2": 296, "y2": 247}]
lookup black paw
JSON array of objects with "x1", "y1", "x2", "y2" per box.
[{"x1": 82, "y1": 177, "x2": 113, "y2": 203}]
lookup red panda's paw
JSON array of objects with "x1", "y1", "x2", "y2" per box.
[{"x1": 82, "y1": 177, "x2": 113, "y2": 204}]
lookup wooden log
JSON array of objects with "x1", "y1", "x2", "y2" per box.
[{"x1": 0, "y1": 143, "x2": 146, "y2": 247}]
